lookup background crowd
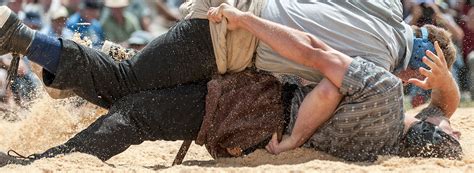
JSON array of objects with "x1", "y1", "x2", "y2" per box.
[
  {"x1": 0, "y1": 0, "x2": 472, "y2": 111},
  {"x1": 402, "y1": 0, "x2": 474, "y2": 108},
  {"x1": 0, "y1": 0, "x2": 180, "y2": 110}
]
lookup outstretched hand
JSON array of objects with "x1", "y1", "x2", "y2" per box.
[
  {"x1": 207, "y1": 3, "x2": 245, "y2": 30},
  {"x1": 408, "y1": 41, "x2": 452, "y2": 90}
]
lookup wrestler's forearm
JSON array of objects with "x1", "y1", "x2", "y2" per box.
[
  {"x1": 429, "y1": 72, "x2": 459, "y2": 118},
  {"x1": 289, "y1": 79, "x2": 342, "y2": 147},
  {"x1": 237, "y1": 13, "x2": 352, "y2": 87}
]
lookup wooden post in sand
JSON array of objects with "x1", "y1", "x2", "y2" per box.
[{"x1": 172, "y1": 140, "x2": 192, "y2": 166}]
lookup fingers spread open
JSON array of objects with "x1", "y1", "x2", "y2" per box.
[
  {"x1": 426, "y1": 50, "x2": 442, "y2": 67},
  {"x1": 434, "y1": 41, "x2": 447, "y2": 65},
  {"x1": 422, "y1": 56, "x2": 436, "y2": 69},
  {"x1": 419, "y1": 67, "x2": 432, "y2": 78},
  {"x1": 408, "y1": 78, "x2": 429, "y2": 90}
]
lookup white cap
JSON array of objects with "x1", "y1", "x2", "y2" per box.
[
  {"x1": 51, "y1": 6, "x2": 69, "y2": 20},
  {"x1": 105, "y1": 0, "x2": 129, "y2": 8}
]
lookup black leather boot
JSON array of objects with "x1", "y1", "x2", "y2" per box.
[{"x1": 0, "y1": 6, "x2": 35, "y2": 55}]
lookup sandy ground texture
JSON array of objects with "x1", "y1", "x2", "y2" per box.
[{"x1": 0, "y1": 95, "x2": 473, "y2": 173}]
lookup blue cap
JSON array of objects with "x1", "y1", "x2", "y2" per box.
[
  {"x1": 409, "y1": 27, "x2": 436, "y2": 70},
  {"x1": 24, "y1": 11, "x2": 43, "y2": 28}
]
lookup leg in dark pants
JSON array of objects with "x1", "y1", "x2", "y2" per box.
[
  {"x1": 43, "y1": 19, "x2": 216, "y2": 108},
  {"x1": 38, "y1": 82, "x2": 208, "y2": 161}
]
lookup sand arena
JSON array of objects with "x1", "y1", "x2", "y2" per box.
[{"x1": 0, "y1": 92, "x2": 472, "y2": 172}]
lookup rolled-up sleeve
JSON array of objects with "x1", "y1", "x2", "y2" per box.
[
  {"x1": 414, "y1": 106, "x2": 446, "y2": 120},
  {"x1": 306, "y1": 57, "x2": 405, "y2": 162}
]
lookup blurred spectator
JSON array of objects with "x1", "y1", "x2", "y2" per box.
[
  {"x1": 126, "y1": 0, "x2": 153, "y2": 32},
  {"x1": 39, "y1": 0, "x2": 62, "y2": 27},
  {"x1": 23, "y1": 10, "x2": 43, "y2": 30},
  {"x1": 469, "y1": 52, "x2": 474, "y2": 98},
  {"x1": 402, "y1": 0, "x2": 414, "y2": 19},
  {"x1": 40, "y1": 5, "x2": 69, "y2": 37},
  {"x1": 127, "y1": 30, "x2": 153, "y2": 51},
  {"x1": 152, "y1": 0, "x2": 182, "y2": 29},
  {"x1": 5, "y1": 0, "x2": 27, "y2": 35},
  {"x1": 457, "y1": 0, "x2": 473, "y2": 15},
  {"x1": 61, "y1": 0, "x2": 81, "y2": 15},
  {"x1": 22, "y1": 0, "x2": 45, "y2": 23},
  {"x1": 166, "y1": 0, "x2": 184, "y2": 9},
  {"x1": 406, "y1": 0, "x2": 464, "y2": 42},
  {"x1": 40, "y1": 0, "x2": 61, "y2": 14},
  {"x1": 404, "y1": 0, "x2": 468, "y2": 105},
  {"x1": 101, "y1": 0, "x2": 141, "y2": 43},
  {"x1": 40, "y1": 0, "x2": 52, "y2": 12},
  {"x1": 64, "y1": 0, "x2": 105, "y2": 47},
  {"x1": 0, "y1": 54, "x2": 40, "y2": 107},
  {"x1": 0, "y1": 68, "x2": 16, "y2": 112},
  {"x1": 155, "y1": 0, "x2": 179, "y2": 22},
  {"x1": 6, "y1": 0, "x2": 23, "y2": 14},
  {"x1": 462, "y1": 6, "x2": 474, "y2": 98},
  {"x1": 461, "y1": 7, "x2": 474, "y2": 61}
]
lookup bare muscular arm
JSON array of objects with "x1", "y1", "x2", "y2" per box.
[
  {"x1": 408, "y1": 42, "x2": 460, "y2": 118},
  {"x1": 207, "y1": 4, "x2": 352, "y2": 88},
  {"x1": 265, "y1": 78, "x2": 342, "y2": 154},
  {"x1": 208, "y1": 4, "x2": 349, "y2": 154}
]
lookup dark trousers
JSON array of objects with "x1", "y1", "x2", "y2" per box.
[{"x1": 38, "y1": 19, "x2": 216, "y2": 161}]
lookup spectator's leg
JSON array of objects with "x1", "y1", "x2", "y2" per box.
[{"x1": 36, "y1": 83, "x2": 207, "y2": 161}]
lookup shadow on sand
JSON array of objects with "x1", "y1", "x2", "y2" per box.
[{"x1": 144, "y1": 148, "x2": 377, "y2": 171}]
